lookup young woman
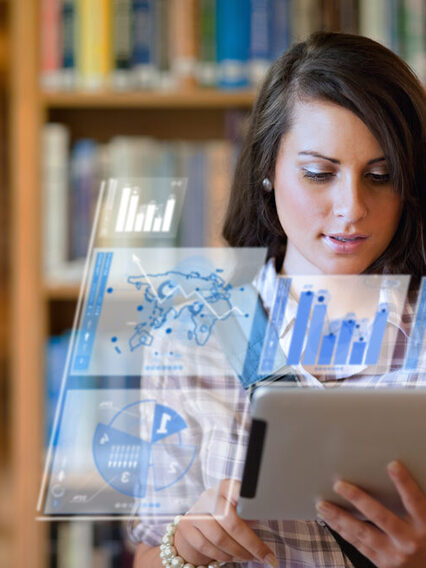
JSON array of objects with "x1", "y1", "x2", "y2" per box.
[{"x1": 133, "y1": 32, "x2": 426, "y2": 567}]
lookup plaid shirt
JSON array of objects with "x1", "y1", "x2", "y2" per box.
[{"x1": 129, "y1": 261, "x2": 425, "y2": 567}]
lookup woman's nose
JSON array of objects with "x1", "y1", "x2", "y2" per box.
[{"x1": 332, "y1": 176, "x2": 368, "y2": 223}]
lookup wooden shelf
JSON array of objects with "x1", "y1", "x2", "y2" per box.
[
  {"x1": 44, "y1": 283, "x2": 80, "y2": 300},
  {"x1": 41, "y1": 88, "x2": 257, "y2": 109}
]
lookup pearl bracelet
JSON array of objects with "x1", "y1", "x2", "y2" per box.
[{"x1": 159, "y1": 515, "x2": 221, "y2": 568}]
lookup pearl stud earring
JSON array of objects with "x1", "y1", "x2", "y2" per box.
[{"x1": 262, "y1": 177, "x2": 273, "y2": 192}]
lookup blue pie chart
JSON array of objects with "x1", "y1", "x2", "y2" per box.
[{"x1": 93, "y1": 399, "x2": 197, "y2": 498}]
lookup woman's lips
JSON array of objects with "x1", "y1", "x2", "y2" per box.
[{"x1": 322, "y1": 233, "x2": 369, "y2": 253}]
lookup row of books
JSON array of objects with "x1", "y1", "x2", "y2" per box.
[
  {"x1": 41, "y1": 0, "x2": 426, "y2": 91},
  {"x1": 42, "y1": 121, "x2": 243, "y2": 281}
]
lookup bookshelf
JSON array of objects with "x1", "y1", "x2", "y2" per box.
[
  {"x1": 0, "y1": 0, "x2": 9, "y2": 566},
  {"x1": 10, "y1": 2, "x2": 256, "y2": 567},
  {"x1": 9, "y1": 1, "x2": 425, "y2": 567},
  {"x1": 42, "y1": 88, "x2": 256, "y2": 108}
]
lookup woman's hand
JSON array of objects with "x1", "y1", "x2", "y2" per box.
[
  {"x1": 173, "y1": 479, "x2": 279, "y2": 566},
  {"x1": 316, "y1": 460, "x2": 426, "y2": 567}
]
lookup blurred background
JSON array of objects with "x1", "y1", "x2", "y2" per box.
[{"x1": 0, "y1": 1, "x2": 425, "y2": 566}]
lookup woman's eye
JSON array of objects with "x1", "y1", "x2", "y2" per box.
[
  {"x1": 302, "y1": 169, "x2": 334, "y2": 183},
  {"x1": 366, "y1": 172, "x2": 390, "y2": 184}
]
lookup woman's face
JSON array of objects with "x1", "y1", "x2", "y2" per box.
[{"x1": 273, "y1": 100, "x2": 402, "y2": 275}]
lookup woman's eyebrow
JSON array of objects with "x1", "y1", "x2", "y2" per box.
[{"x1": 298, "y1": 151, "x2": 386, "y2": 165}]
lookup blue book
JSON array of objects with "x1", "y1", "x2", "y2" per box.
[
  {"x1": 61, "y1": 0, "x2": 76, "y2": 88},
  {"x1": 132, "y1": 0, "x2": 157, "y2": 87},
  {"x1": 216, "y1": 0, "x2": 251, "y2": 89},
  {"x1": 388, "y1": 0, "x2": 400, "y2": 55},
  {"x1": 45, "y1": 332, "x2": 71, "y2": 447},
  {"x1": 70, "y1": 139, "x2": 98, "y2": 260},
  {"x1": 178, "y1": 144, "x2": 206, "y2": 247},
  {"x1": 250, "y1": 0, "x2": 272, "y2": 85},
  {"x1": 270, "y1": 0, "x2": 291, "y2": 60}
]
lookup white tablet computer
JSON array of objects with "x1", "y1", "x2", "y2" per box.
[{"x1": 237, "y1": 385, "x2": 426, "y2": 520}]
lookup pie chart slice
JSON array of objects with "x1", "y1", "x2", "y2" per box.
[
  {"x1": 112, "y1": 399, "x2": 157, "y2": 443},
  {"x1": 93, "y1": 423, "x2": 151, "y2": 498},
  {"x1": 151, "y1": 403, "x2": 188, "y2": 443},
  {"x1": 151, "y1": 442, "x2": 197, "y2": 490}
]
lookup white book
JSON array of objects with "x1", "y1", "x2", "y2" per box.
[
  {"x1": 42, "y1": 123, "x2": 70, "y2": 276},
  {"x1": 359, "y1": 0, "x2": 390, "y2": 48}
]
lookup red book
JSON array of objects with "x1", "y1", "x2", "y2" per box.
[{"x1": 40, "y1": 0, "x2": 62, "y2": 89}]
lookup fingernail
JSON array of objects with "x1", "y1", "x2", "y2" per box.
[
  {"x1": 264, "y1": 552, "x2": 279, "y2": 567},
  {"x1": 388, "y1": 460, "x2": 401, "y2": 475},
  {"x1": 333, "y1": 480, "x2": 352, "y2": 495},
  {"x1": 315, "y1": 501, "x2": 334, "y2": 516}
]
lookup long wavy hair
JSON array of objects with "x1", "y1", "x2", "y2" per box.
[{"x1": 222, "y1": 32, "x2": 426, "y2": 279}]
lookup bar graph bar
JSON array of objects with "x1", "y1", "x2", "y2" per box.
[
  {"x1": 114, "y1": 187, "x2": 179, "y2": 234},
  {"x1": 287, "y1": 290, "x2": 314, "y2": 365},
  {"x1": 124, "y1": 192, "x2": 139, "y2": 232},
  {"x1": 258, "y1": 278, "x2": 292, "y2": 374},
  {"x1": 152, "y1": 205, "x2": 164, "y2": 232},
  {"x1": 364, "y1": 304, "x2": 389, "y2": 364},
  {"x1": 349, "y1": 339, "x2": 367, "y2": 365},
  {"x1": 303, "y1": 294, "x2": 327, "y2": 365},
  {"x1": 134, "y1": 205, "x2": 146, "y2": 232},
  {"x1": 162, "y1": 194, "x2": 176, "y2": 232},
  {"x1": 404, "y1": 277, "x2": 426, "y2": 370},
  {"x1": 318, "y1": 332, "x2": 337, "y2": 365},
  {"x1": 143, "y1": 202, "x2": 156, "y2": 232},
  {"x1": 115, "y1": 186, "x2": 131, "y2": 232},
  {"x1": 334, "y1": 316, "x2": 356, "y2": 365}
]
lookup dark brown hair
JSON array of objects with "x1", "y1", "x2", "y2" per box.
[{"x1": 222, "y1": 32, "x2": 426, "y2": 277}]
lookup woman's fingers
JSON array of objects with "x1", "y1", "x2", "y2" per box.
[
  {"x1": 174, "y1": 518, "x2": 235, "y2": 564},
  {"x1": 316, "y1": 500, "x2": 389, "y2": 565},
  {"x1": 175, "y1": 478, "x2": 278, "y2": 566},
  {"x1": 332, "y1": 479, "x2": 413, "y2": 545},
  {"x1": 181, "y1": 517, "x2": 254, "y2": 561},
  {"x1": 387, "y1": 460, "x2": 426, "y2": 526},
  {"x1": 214, "y1": 494, "x2": 278, "y2": 565}
]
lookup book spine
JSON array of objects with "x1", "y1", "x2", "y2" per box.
[
  {"x1": 339, "y1": 0, "x2": 358, "y2": 35},
  {"x1": 57, "y1": 523, "x2": 94, "y2": 567},
  {"x1": 77, "y1": 0, "x2": 112, "y2": 89},
  {"x1": 270, "y1": 0, "x2": 291, "y2": 59},
  {"x1": 359, "y1": 0, "x2": 389, "y2": 47},
  {"x1": 70, "y1": 139, "x2": 98, "y2": 259},
  {"x1": 169, "y1": 0, "x2": 198, "y2": 89},
  {"x1": 112, "y1": 0, "x2": 133, "y2": 89},
  {"x1": 388, "y1": 0, "x2": 401, "y2": 54},
  {"x1": 61, "y1": 0, "x2": 77, "y2": 89},
  {"x1": 322, "y1": 0, "x2": 340, "y2": 32},
  {"x1": 41, "y1": 0, "x2": 62, "y2": 89},
  {"x1": 205, "y1": 140, "x2": 232, "y2": 246},
  {"x1": 42, "y1": 123, "x2": 70, "y2": 275},
  {"x1": 45, "y1": 332, "x2": 70, "y2": 446},
  {"x1": 402, "y1": 0, "x2": 426, "y2": 81},
  {"x1": 177, "y1": 143, "x2": 206, "y2": 247},
  {"x1": 197, "y1": 0, "x2": 217, "y2": 87},
  {"x1": 154, "y1": 0, "x2": 173, "y2": 89},
  {"x1": 292, "y1": 0, "x2": 322, "y2": 42},
  {"x1": 250, "y1": 0, "x2": 271, "y2": 86},
  {"x1": 216, "y1": 0, "x2": 251, "y2": 89},
  {"x1": 132, "y1": 0, "x2": 157, "y2": 88}
]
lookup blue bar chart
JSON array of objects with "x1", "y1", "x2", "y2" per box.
[{"x1": 258, "y1": 276, "x2": 404, "y2": 374}]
